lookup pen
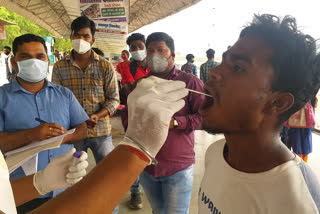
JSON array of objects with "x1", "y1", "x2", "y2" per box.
[
  {"x1": 187, "y1": 89, "x2": 213, "y2": 97},
  {"x1": 35, "y1": 118, "x2": 47, "y2": 124}
]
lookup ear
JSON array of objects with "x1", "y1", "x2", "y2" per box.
[
  {"x1": 92, "y1": 37, "x2": 95, "y2": 45},
  {"x1": 267, "y1": 92, "x2": 294, "y2": 115},
  {"x1": 171, "y1": 52, "x2": 175, "y2": 60},
  {"x1": 10, "y1": 57, "x2": 19, "y2": 74}
]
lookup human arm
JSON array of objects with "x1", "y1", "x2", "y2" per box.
[
  {"x1": 171, "y1": 78, "x2": 205, "y2": 132},
  {"x1": 0, "y1": 123, "x2": 66, "y2": 152},
  {"x1": 193, "y1": 65, "x2": 198, "y2": 77},
  {"x1": 11, "y1": 148, "x2": 88, "y2": 206},
  {"x1": 63, "y1": 122, "x2": 87, "y2": 144},
  {"x1": 51, "y1": 63, "x2": 63, "y2": 85},
  {"x1": 30, "y1": 76, "x2": 188, "y2": 214}
]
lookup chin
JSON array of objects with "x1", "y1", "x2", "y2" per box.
[{"x1": 202, "y1": 120, "x2": 225, "y2": 135}]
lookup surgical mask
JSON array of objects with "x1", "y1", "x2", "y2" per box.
[
  {"x1": 131, "y1": 50, "x2": 146, "y2": 61},
  {"x1": 71, "y1": 39, "x2": 91, "y2": 54},
  {"x1": 121, "y1": 55, "x2": 128, "y2": 61},
  {"x1": 17, "y1": 59, "x2": 48, "y2": 82},
  {"x1": 147, "y1": 54, "x2": 171, "y2": 73}
]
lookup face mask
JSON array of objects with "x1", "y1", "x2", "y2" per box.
[
  {"x1": 121, "y1": 55, "x2": 128, "y2": 61},
  {"x1": 17, "y1": 59, "x2": 48, "y2": 83},
  {"x1": 147, "y1": 54, "x2": 171, "y2": 73},
  {"x1": 71, "y1": 39, "x2": 91, "y2": 54},
  {"x1": 131, "y1": 50, "x2": 146, "y2": 61}
]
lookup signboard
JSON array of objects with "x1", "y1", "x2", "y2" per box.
[
  {"x1": 79, "y1": 0, "x2": 129, "y2": 58},
  {"x1": 0, "y1": 25, "x2": 6, "y2": 40}
]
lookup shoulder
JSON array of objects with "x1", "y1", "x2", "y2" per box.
[
  {"x1": 49, "y1": 83, "x2": 74, "y2": 97},
  {"x1": 205, "y1": 139, "x2": 226, "y2": 166},
  {"x1": 297, "y1": 159, "x2": 320, "y2": 210}
]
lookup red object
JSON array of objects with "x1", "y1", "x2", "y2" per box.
[
  {"x1": 0, "y1": 25, "x2": 6, "y2": 40},
  {"x1": 124, "y1": 145, "x2": 150, "y2": 163},
  {"x1": 116, "y1": 61, "x2": 150, "y2": 87}
]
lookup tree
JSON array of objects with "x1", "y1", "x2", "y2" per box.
[{"x1": 0, "y1": 7, "x2": 71, "y2": 53}]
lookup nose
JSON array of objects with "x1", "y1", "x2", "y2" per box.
[{"x1": 209, "y1": 66, "x2": 223, "y2": 82}]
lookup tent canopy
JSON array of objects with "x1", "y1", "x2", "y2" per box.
[{"x1": 0, "y1": 0, "x2": 201, "y2": 38}]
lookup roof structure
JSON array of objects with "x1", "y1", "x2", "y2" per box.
[
  {"x1": 0, "y1": 17, "x2": 16, "y2": 25},
  {"x1": 0, "y1": 0, "x2": 201, "y2": 38}
]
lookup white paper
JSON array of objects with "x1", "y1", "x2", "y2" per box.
[
  {"x1": 21, "y1": 154, "x2": 38, "y2": 176},
  {"x1": 6, "y1": 128, "x2": 76, "y2": 172}
]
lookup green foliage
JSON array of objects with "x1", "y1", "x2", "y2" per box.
[
  {"x1": 54, "y1": 38, "x2": 72, "y2": 52},
  {"x1": 0, "y1": 7, "x2": 72, "y2": 53}
]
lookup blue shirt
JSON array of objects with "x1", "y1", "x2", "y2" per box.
[{"x1": 0, "y1": 79, "x2": 89, "y2": 198}]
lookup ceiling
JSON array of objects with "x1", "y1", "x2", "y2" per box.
[{"x1": 0, "y1": 0, "x2": 201, "y2": 38}]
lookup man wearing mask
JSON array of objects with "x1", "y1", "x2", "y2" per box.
[
  {"x1": 0, "y1": 34, "x2": 89, "y2": 213},
  {"x1": 181, "y1": 53, "x2": 198, "y2": 76},
  {"x1": 125, "y1": 33, "x2": 150, "y2": 84},
  {"x1": 3, "y1": 46, "x2": 16, "y2": 82},
  {"x1": 121, "y1": 32, "x2": 205, "y2": 213},
  {"x1": 52, "y1": 16, "x2": 120, "y2": 213}
]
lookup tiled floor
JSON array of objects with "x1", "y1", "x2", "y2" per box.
[{"x1": 86, "y1": 118, "x2": 320, "y2": 213}]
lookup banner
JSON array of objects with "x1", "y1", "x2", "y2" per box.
[
  {"x1": 0, "y1": 25, "x2": 6, "y2": 40},
  {"x1": 80, "y1": 0, "x2": 129, "y2": 63}
]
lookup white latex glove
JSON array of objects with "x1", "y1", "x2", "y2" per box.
[
  {"x1": 125, "y1": 76, "x2": 189, "y2": 160},
  {"x1": 33, "y1": 148, "x2": 88, "y2": 195}
]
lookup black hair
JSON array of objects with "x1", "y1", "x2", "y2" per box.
[
  {"x1": 12, "y1": 34, "x2": 47, "y2": 55},
  {"x1": 4, "y1": 46, "x2": 11, "y2": 51},
  {"x1": 206, "y1": 49, "x2": 215, "y2": 59},
  {"x1": 71, "y1": 16, "x2": 96, "y2": 37},
  {"x1": 186, "y1": 54, "x2": 194, "y2": 61},
  {"x1": 122, "y1": 50, "x2": 129, "y2": 56},
  {"x1": 126, "y1": 33, "x2": 145, "y2": 46},
  {"x1": 240, "y1": 14, "x2": 320, "y2": 125},
  {"x1": 92, "y1": 47, "x2": 104, "y2": 57},
  {"x1": 146, "y1": 32, "x2": 175, "y2": 53}
]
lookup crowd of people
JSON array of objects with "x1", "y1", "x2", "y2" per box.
[{"x1": 0, "y1": 13, "x2": 319, "y2": 214}]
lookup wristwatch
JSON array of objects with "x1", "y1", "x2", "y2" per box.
[{"x1": 173, "y1": 118, "x2": 179, "y2": 128}]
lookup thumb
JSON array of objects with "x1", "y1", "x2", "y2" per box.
[{"x1": 54, "y1": 148, "x2": 76, "y2": 163}]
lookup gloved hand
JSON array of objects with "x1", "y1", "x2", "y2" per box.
[
  {"x1": 124, "y1": 76, "x2": 188, "y2": 161},
  {"x1": 33, "y1": 148, "x2": 88, "y2": 195}
]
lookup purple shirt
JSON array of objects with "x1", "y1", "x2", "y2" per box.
[{"x1": 121, "y1": 66, "x2": 205, "y2": 177}]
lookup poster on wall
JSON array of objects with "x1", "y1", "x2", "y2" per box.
[
  {"x1": 0, "y1": 25, "x2": 6, "y2": 40},
  {"x1": 79, "y1": 0, "x2": 129, "y2": 66}
]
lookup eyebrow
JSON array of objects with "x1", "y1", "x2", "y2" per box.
[{"x1": 230, "y1": 53, "x2": 252, "y2": 64}]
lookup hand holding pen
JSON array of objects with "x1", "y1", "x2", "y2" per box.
[{"x1": 32, "y1": 118, "x2": 67, "y2": 141}]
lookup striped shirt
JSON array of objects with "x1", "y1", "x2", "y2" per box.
[
  {"x1": 200, "y1": 59, "x2": 218, "y2": 83},
  {"x1": 52, "y1": 50, "x2": 119, "y2": 137}
]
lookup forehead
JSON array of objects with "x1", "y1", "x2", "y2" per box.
[
  {"x1": 230, "y1": 36, "x2": 273, "y2": 67},
  {"x1": 73, "y1": 27, "x2": 92, "y2": 35},
  {"x1": 147, "y1": 41, "x2": 168, "y2": 49},
  {"x1": 16, "y1": 42, "x2": 46, "y2": 55},
  {"x1": 130, "y1": 40, "x2": 145, "y2": 47}
]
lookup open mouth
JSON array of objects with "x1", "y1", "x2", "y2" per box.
[{"x1": 200, "y1": 89, "x2": 214, "y2": 110}]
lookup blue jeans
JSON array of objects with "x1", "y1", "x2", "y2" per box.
[
  {"x1": 130, "y1": 176, "x2": 141, "y2": 195},
  {"x1": 140, "y1": 165, "x2": 194, "y2": 214},
  {"x1": 74, "y1": 134, "x2": 119, "y2": 214}
]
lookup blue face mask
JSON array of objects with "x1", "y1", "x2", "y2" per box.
[{"x1": 17, "y1": 59, "x2": 48, "y2": 83}]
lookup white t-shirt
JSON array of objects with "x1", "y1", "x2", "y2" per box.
[
  {"x1": 0, "y1": 151, "x2": 17, "y2": 214},
  {"x1": 199, "y1": 139, "x2": 320, "y2": 214}
]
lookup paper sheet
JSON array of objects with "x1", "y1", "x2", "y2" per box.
[{"x1": 6, "y1": 128, "x2": 75, "y2": 173}]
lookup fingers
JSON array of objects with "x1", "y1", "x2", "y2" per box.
[
  {"x1": 161, "y1": 88, "x2": 189, "y2": 102},
  {"x1": 163, "y1": 99, "x2": 186, "y2": 115},
  {"x1": 69, "y1": 160, "x2": 88, "y2": 172},
  {"x1": 78, "y1": 151, "x2": 88, "y2": 161},
  {"x1": 154, "y1": 81, "x2": 186, "y2": 93},
  {"x1": 66, "y1": 177, "x2": 83, "y2": 185},
  {"x1": 47, "y1": 123, "x2": 66, "y2": 135}
]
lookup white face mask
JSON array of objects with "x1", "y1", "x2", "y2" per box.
[
  {"x1": 71, "y1": 39, "x2": 91, "y2": 54},
  {"x1": 147, "y1": 54, "x2": 170, "y2": 73},
  {"x1": 131, "y1": 50, "x2": 146, "y2": 61},
  {"x1": 17, "y1": 59, "x2": 48, "y2": 83}
]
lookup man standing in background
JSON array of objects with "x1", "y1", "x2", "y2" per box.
[
  {"x1": 200, "y1": 48, "x2": 218, "y2": 83},
  {"x1": 181, "y1": 53, "x2": 197, "y2": 76},
  {"x1": 52, "y1": 16, "x2": 119, "y2": 213},
  {"x1": 3, "y1": 46, "x2": 15, "y2": 82}
]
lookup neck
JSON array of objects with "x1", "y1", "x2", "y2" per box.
[
  {"x1": 137, "y1": 59, "x2": 147, "y2": 69},
  {"x1": 73, "y1": 50, "x2": 91, "y2": 62},
  {"x1": 17, "y1": 77, "x2": 45, "y2": 94},
  {"x1": 224, "y1": 128, "x2": 294, "y2": 173}
]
